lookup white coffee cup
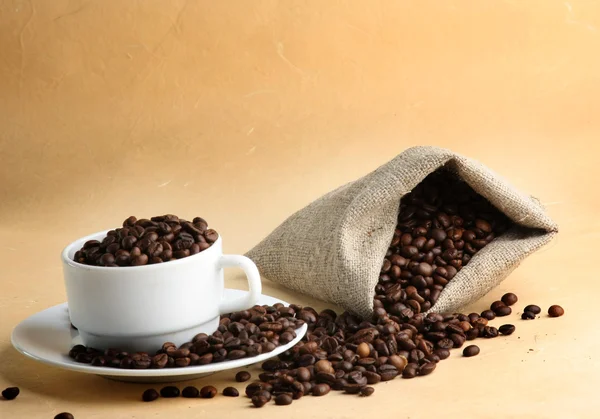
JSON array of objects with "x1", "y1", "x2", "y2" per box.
[{"x1": 62, "y1": 230, "x2": 262, "y2": 353}]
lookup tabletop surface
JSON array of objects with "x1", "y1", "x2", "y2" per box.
[{"x1": 1, "y1": 1, "x2": 598, "y2": 418}]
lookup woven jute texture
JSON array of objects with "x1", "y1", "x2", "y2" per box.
[{"x1": 246, "y1": 146, "x2": 559, "y2": 319}]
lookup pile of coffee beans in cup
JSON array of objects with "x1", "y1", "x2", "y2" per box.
[
  {"x1": 73, "y1": 214, "x2": 218, "y2": 267},
  {"x1": 376, "y1": 170, "x2": 513, "y2": 315},
  {"x1": 68, "y1": 303, "x2": 305, "y2": 368}
]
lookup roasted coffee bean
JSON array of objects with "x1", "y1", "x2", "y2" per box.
[
  {"x1": 480, "y1": 310, "x2": 496, "y2": 320},
  {"x1": 142, "y1": 388, "x2": 159, "y2": 402},
  {"x1": 360, "y1": 386, "x2": 375, "y2": 397},
  {"x1": 498, "y1": 324, "x2": 516, "y2": 335},
  {"x1": 494, "y1": 305, "x2": 512, "y2": 317},
  {"x1": 245, "y1": 382, "x2": 265, "y2": 398},
  {"x1": 433, "y1": 349, "x2": 450, "y2": 360},
  {"x1": 548, "y1": 305, "x2": 564, "y2": 317},
  {"x1": 2, "y1": 387, "x2": 19, "y2": 400},
  {"x1": 223, "y1": 387, "x2": 239, "y2": 397},
  {"x1": 275, "y1": 393, "x2": 293, "y2": 405},
  {"x1": 483, "y1": 326, "x2": 499, "y2": 338},
  {"x1": 200, "y1": 385, "x2": 217, "y2": 398},
  {"x1": 501, "y1": 293, "x2": 518, "y2": 306},
  {"x1": 344, "y1": 384, "x2": 364, "y2": 394},
  {"x1": 363, "y1": 371, "x2": 382, "y2": 384},
  {"x1": 54, "y1": 413, "x2": 75, "y2": 419},
  {"x1": 490, "y1": 301, "x2": 506, "y2": 311},
  {"x1": 419, "y1": 362, "x2": 436, "y2": 376},
  {"x1": 524, "y1": 305, "x2": 541, "y2": 315},
  {"x1": 463, "y1": 345, "x2": 480, "y2": 357},
  {"x1": 402, "y1": 363, "x2": 418, "y2": 379},
  {"x1": 182, "y1": 386, "x2": 200, "y2": 398},
  {"x1": 312, "y1": 383, "x2": 331, "y2": 396},
  {"x1": 522, "y1": 310, "x2": 536, "y2": 320},
  {"x1": 160, "y1": 386, "x2": 180, "y2": 398},
  {"x1": 296, "y1": 367, "x2": 311, "y2": 382},
  {"x1": 252, "y1": 395, "x2": 269, "y2": 408}
]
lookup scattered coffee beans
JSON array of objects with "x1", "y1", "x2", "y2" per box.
[
  {"x1": 498, "y1": 324, "x2": 516, "y2": 335},
  {"x1": 236, "y1": 371, "x2": 251, "y2": 382},
  {"x1": 142, "y1": 389, "x2": 159, "y2": 402},
  {"x1": 68, "y1": 305, "x2": 305, "y2": 369},
  {"x1": 524, "y1": 305, "x2": 541, "y2": 315},
  {"x1": 521, "y1": 311, "x2": 536, "y2": 320},
  {"x1": 223, "y1": 387, "x2": 239, "y2": 397},
  {"x1": 54, "y1": 414, "x2": 74, "y2": 419},
  {"x1": 463, "y1": 345, "x2": 480, "y2": 357},
  {"x1": 376, "y1": 170, "x2": 512, "y2": 315},
  {"x1": 73, "y1": 215, "x2": 218, "y2": 267},
  {"x1": 548, "y1": 305, "x2": 564, "y2": 318},
  {"x1": 501, "y1": 293, "x2": 518, "y2": 306},
  {"x1": 1, "y1": 387, "x2": 19, "y2": 400},
  {"x1": 182, "y1": 386, "x2": 200, "y2": 398},
  {"x1": 160, "y1": 386, "x2": 180, "y2": 398},
  {"x1": 200, "y1": 386, "x2": 217, "y2": 399}
]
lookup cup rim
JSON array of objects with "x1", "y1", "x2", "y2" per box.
[{"x1": 61, "y1": 229, "x2": 222, "y2": 271}]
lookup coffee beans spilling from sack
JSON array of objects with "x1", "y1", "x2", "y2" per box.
[
  {"x1": 246, "y1": 146, "x2": 559, "y2": 318},
  {"x1": 73, "y1": 214, "x2": 219, "y2": 267},
  {"x1": 376, "y1": 169, "x2": 513, "y2": 315}
]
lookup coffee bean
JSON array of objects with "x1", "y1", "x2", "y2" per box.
[
  {"x1": 494, "y1": 306, "x2": 512, "y2": 317},
  {"x1": 418, "y1": 362, "x2": 436, "y2": 376},
  {"x1": 344, "y1": 384, "x2": 364, "y2": 394},
  {"x1": 524, "y1": 305, "x2": 541, "y2": 315},
  {"x1": 54, "y1": 413, "x2": 75, "y2": 419},
  {"x1": 490, "y1": 301, "x2": 506, "y2": 311},
  {"x1": 402, "y1": 363, "x2": 418, "y2": 379},
  {"x1": 142, "y1": 389, "x2": 159, "y2": 402},
  {"x1": 360, "y1": 386, "x2": 375, "y2": 397},
  {"x1": 160, "y1": 386, "x2": 180, "y2": 398},
  {"x1": 312, "y1": 383, "x2": 331, "y2": 396},
  {"x1": 274, "y1": 393, "x2": 293, "y2": 405},
  {"x1": 498, "y1": 324, "x2": 516, "y2": 335},
  {"x1": 463, "y1": 345, "x2": 480, "y2": 357},
  {"x1": 2, "y1": 387, "x2": 19, "y2": 400},
  {"x1": 223, "y1": 387, "x2": 239, "y2": 397},
  {"x1": 182, "y1": 386, "x2": 200, "y2": 398},
  {"x1": 315, "y1": 359, "x2": 334, "y2": 374},
  {"x1": 522, "y1": 311, "x2": 536, "y2": 320},
  {"x1": 480, "y1": 310, "x2": 496, "y2": 320},
  {"x1": 501, "y1": 293, "x2": 518, "y2": 306},
  {"x1": 548, "y1": 305, "x2": 564, "y2": 317},
  {"x1": 252, "y1": 395, "x2": 269, "y2": 408},
  {"x1": 200, "y1": 386, "x2": 217, "y2": 398}
]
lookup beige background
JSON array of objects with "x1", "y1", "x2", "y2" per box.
[{"x1": 1, "y1": 1, "x2": 598, "y2": 418}]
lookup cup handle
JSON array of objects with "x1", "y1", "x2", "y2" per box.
[{"x1": 218, "y1": 255, "x2": 262, "y2": 315}]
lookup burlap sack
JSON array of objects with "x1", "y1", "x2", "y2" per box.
[{"x1": 246, "y1": 146, "x2": 559, "y2": 319}]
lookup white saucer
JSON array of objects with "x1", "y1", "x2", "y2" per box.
[{"x1": 11, "y1": 289, "x2": 307, "y2": 383}]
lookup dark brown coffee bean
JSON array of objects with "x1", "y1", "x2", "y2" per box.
[
  {"x1": 548, "y1": 305, "x2": 564, "y2": 317},
  {"x1": 312, "y1": 383, "x2": 331, "y2": 396},
  {"x1": 494, "y1": 306, "x2": 512, "y2": 317},
  {"x1": 236, "y1": 371, "x2": 251, "y2": 382},
  {"x1": 344, "y1": 384, "x2": 364, "y2": 394},
  {"x1": 501, "y1": 292, "x2": 518, "y2": 306},
  {"x1": 252, "y1": 395, "x2": 269, "y2": 408},
  {"x1": 160, "y1": 386, "x2": 180, "y2": 398},
  {"x1": 521, "y1": 310, "x2": 536, "y2": 320},
  {"x1": 2, "y1": 387, "x2": 19, "y2": 400},
  {"x1": 418, "y1": 362, "x2": 436, "y2": 376},
  {"x1": 490, "y1": 301, "x2": 506, "y2": 311},
  {"x1": 524, "y1": 305, "x2": 541, "y2": 314},
  {"x1": 222, "y1": 387, "x2": 239, "y2": 397},
  {"x1": 480, "y1": 310, "x2": 496, "y2": 320},
  {"x1": 200, "y1": 385, "x2": 217, "y2": 399},
  {"x1": 360, "y1": 386, "x2": 375, "y2": 397},
  {"x1": 463, "y1": 345, "x2": 480, "y2": 357},
  {"x1": 402, "y1": 363, "x2": 418, "y2": 379},
  {"x1": 182, "y1": 386, "x2": 200, "y2": 398},
  {"x1": 275, "y1": 393, "x2": 293, "y2": 405},
  {"x1": 205, "y1": 229, "x2": 219, "y2": 243},
  {"x1": 498, "y1": 324, "x2": 516, "y2": 335},
  {"x1": 131, "y1": 253, "x2": 149, "y2": 266},
  {"x1": 142, "y1": 388, "x2": 159, "y2": 402},
  {"x1": 54, "y1": 413, "x2": 75, "y2": 419}
]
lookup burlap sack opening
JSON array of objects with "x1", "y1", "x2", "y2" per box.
[{"x1": 246, "y1": 146, "x2": 558, "y2": 319}]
